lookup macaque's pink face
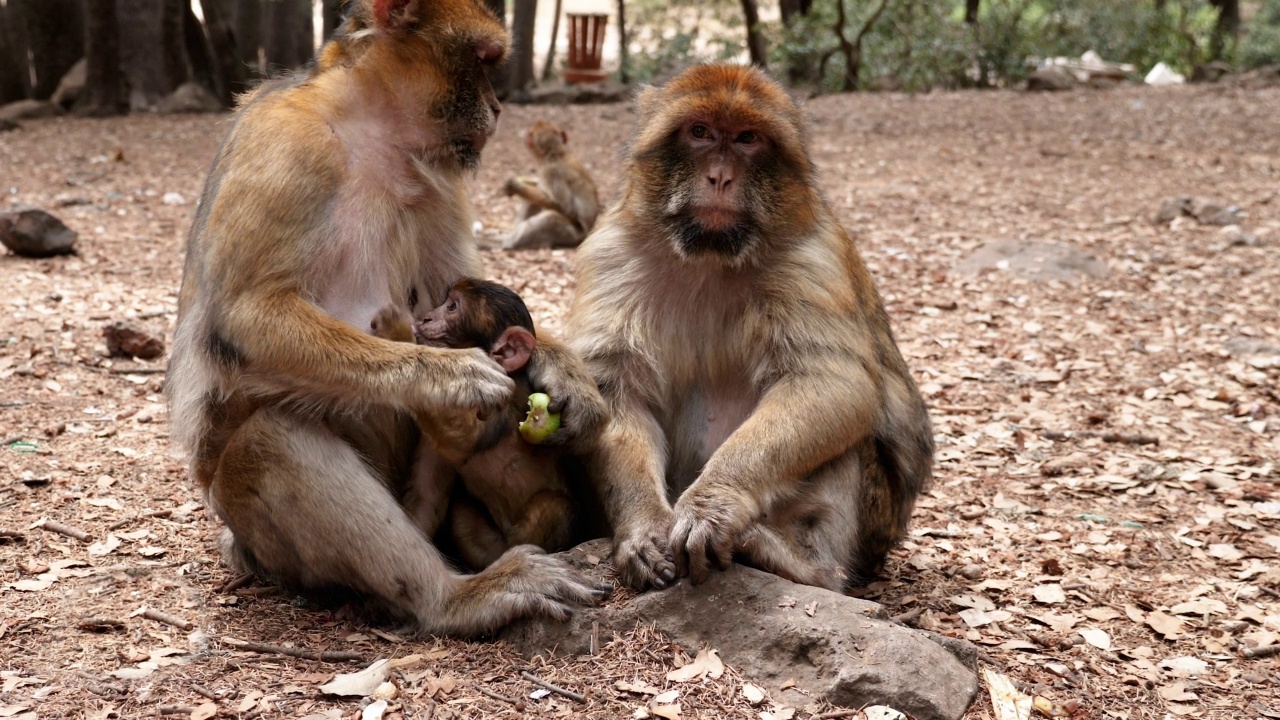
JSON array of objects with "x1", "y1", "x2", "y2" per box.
[{"x1": 415, "y1": 291, "x2": 463, "y2": 347}]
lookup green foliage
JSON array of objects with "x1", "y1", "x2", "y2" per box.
[
  {"x1": 623, "y1": 0, "x2": 745, "y2": 83},
  {"x1": 1239, "y1": 0, "x2": 1280, "y2": 68}
]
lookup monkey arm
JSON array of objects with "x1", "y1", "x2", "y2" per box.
[
  {"x1": 506, "y1": 179, "x2": 583, "y2": 233},
  {"x1": 669, "y1": 350, "x2": 879, "y2": 582},
  {"x1": 524, "y1": 333, "x2": 608, "y2": 450},
  {"x1": 223, "y1": 290, "x2": 512, "y2": 414}
]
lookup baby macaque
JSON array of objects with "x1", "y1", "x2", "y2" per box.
[
  {"x1": 501, "y1": 120, "x2": 600, "y2": 250},
  {"x1": 372, "y1": 278, "x2": 576, "y2": 568}
]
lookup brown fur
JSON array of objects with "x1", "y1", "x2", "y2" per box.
[
  {"x1": 167, "y1": 0, "x2": 607, "y2": 636},
  {"x1": 370, "y1": 288, "x2": 580, "y2": 570},
  {"x1": 502, "y1": 120, "x2": 601, "y2": 250},
  {"x1": 566, "y1": 64, "x2": 934, "y2": 592}
]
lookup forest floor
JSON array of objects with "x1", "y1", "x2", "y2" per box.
[{"x1": 1, "y1": 83, "x2": 1279, "y2": 720}]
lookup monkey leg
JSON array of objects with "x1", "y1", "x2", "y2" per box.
[
  {"x1": 502, "y1": 210, "x2": 582, "y2": 251},
  {"x1": 734, "y1": 450, "x2": 865, "y2": 593},
  {"x1": 209, "y1": 408, "x2": 605, "y2": 636},
  {"x1": 449, "y1": 493, "x2": 508, "y2": 570},
  {"x1": 506, "y1": 488, "x2": 575, "y2": 554}
]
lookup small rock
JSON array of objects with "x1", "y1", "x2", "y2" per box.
[
  {"x1": 1188, "y1": 197, "x2": 1242, "y2": 226},
  {"x1": 162, "y1": 192, "x2": 186, "y2": 206},
  {"x1": 157, "y1": 82, "x2": 223, "y2": 114},
  {"x1": 0, "y1": 207, "x2": 79, "y2": 257},
  {"x1": 955, "y1": 239, "x2": 1109, "y2": 282},
  {"x1": 957, "y1": 564, "x2": 985, "y2": 580},
  {"x1": 1027, "y1": 66, "x2": 1076, "y2": 92},
  {"x1": 1191, "y1": 60, "x2": 1232, "y2": 84},
  {"x1": 103, "y1": 323, "x2": 165, "y2": 360},
  {"x1": 0, "y1": 99, "x2": 61, "y2": 122},
  {"x1": 1226, "y1": 232, "x2": 1263, "y2": 247},
  {"x1": 1154, "y1": 196, "x2": 1190, "y2": 224}
]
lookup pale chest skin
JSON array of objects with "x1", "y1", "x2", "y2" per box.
[{"x1": 314, "y1": 118, "x2": 481, "y2": 332}]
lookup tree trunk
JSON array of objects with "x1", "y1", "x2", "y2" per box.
[
  {"x1": 184, "y1": 0, "x2": 218, "y2": 96},
  {"x1": 616, "y1": 0, "x2": 629, "y2": 83},
  {"x1": 234, "y1": 0, "x2": 263, "y2": 76},
  {"x1": 540, "y1": 0, "x2": 562, "y2": 82},
  {"x1": 740, "y1": 0, "x2": 768, "y2": 69},
  {"x1": 0, "y1": 3, "x2": 32, "y2": 103},
  {"x1": 1209, "y1": 0, "x2": 1240, "y2": 59},
  {"x1": 964, "y1": 0, "x2": 980, "y2": 24},
  {"x1": 509, "y1": 0, "x2": 537, "y2": 94},
  {"x1": 263, "y1": 0, "x2": 314, "y2": 71},
  {"x1": 12, "y1": 0, "x2": 85, "y2": 100},
  {"x1": 779, "y1": 0, "x2": 808, "y2": 27},
  {"x1": 162, "y1": 0, "x2": 191, "y2": 86},
  {"x1": 117, "y1": 0, "x2": 188, "y2": 107},
  {"x1": 322, "y1": 0, "x2": 343, "y2": 40},
  {"x1": 82, "y1": 0, "x2": 128, "y2": 116},
  {"x1": 199, "y1": 0, "x2": 247, "y2": 106}
]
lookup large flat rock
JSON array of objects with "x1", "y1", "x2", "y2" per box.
[
  {"x1": 955, "y1": 238, "x2": 1110, "y2": 282},
  {"x1": 502, "y1": 540, "x2": 979, "y2": 720}
]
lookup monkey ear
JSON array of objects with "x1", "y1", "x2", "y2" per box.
[
  {"x1": 490, "y1": 327, "x2": 536, "y2": 373},
  {"x1": 633, "y1": 85, "x2": 660, "y2": 124},
  {"x1": 372, "y1": 0, "x2": 421, "y2": 33}
]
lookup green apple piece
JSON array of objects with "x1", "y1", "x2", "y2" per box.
[{"x1": 519, "y1": 392, "x2": 561, "y2": 444}]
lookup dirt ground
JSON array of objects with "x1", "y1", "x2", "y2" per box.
[{"x1": 1, "y1": 83, "x2": 1278, "y2": 720}]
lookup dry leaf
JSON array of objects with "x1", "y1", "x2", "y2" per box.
[
  {"x1": 804, "y1": 601, "x2": 817, "y2": 617},
  {"x1": 616, "y1": 680, "x2": 661, "y2": 696},
  {"x1": 666, "y1": 648, "x2": 723, "y2": 682},
  {"x1": 237, "y1": 691, "x2": 263, "y2": 713},
  {"x1": 1078, "y1": 628, "x2": 1111, "y2": 650},
  {"x1": 361, "y1": 700, "x2": 388, "y2": 720},
  {"x1": 318, "y1": 658, "x2": 390, "y2": 697},
  {"x1": 1033, "y1": 584, "x2": 1066, "y2": 604},
  {"x1": 1158, "y1": 683, "x2": 1197, "y2": 702},
  {"x1": 652, "y1": 691, "x2": 679, "y2": 705},
  {"x1": 189, "y1": 703, "x2": 218, "y2": 720},
  {"x1": 1146, "y1": 611, "x2": 1186, "y2": 640},
  {"x1": 742, "y1": 684, "x2": 766, "y2": 705},
  {"x1": 1169, "y1": 598, "x2": 1226, "y2": 616},
  {"x1": 864, "y1": 707, "x2": 907, "y2": 720},
  {"x1": 982, "y1": 667, "x2": 1031, "y2": 720},
  {"x1": 1159, "y1": 656, "x2": 1209, "y2": 677},
  {"x1": 650, "y1": 705, "x2": 680, "y2": 720}
]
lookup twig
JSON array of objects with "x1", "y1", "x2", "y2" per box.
[
  {"x1": 474, "y1": 684, "x2": 521, "y2": 706},
  {"x1": 217, "y1": 572, "x2": 255, "y2": 594},
  {"x1": 814, "y1": 711, "x2": 862, "y2": 720},
  {"x1": 108, "y1": 508, "x2": 173, "y2": 531},
  {"x1": 1, "y1": 434, "x2": 24, "y2": 445},
  {"x1": 521, "y1": 671, "x2": 586, "y2": 703},
  {"x1": 38, "y1": 519, "x2": 92, "y2": 543},
  {"x1": 141, "y1": 608, "x2": 194, "y2": 631},
  {"x1": 220, "y1": 637, "x2": 363, "y2": 662},
  {"x1": 891, "y1": 607, "x2": 924, "y2": 625},
  {"x1": 932, "y1": 405, "x2": 987, "y2": 415},
  {"x1": 77, "y1": 617, "x2": 127, "y2": 632},
  {"x1": 1243, "y1": 644, "x2": 1280, "y2": 659},
  {"x1": 1040, "y1": 429, "x2": 1159, "y2": 446},
  {"x1": 191, "y1": 684, "x2": 220, "y2": 701},
  {"x1": 0, "y1": 528, "x2": 25, "y2": 542},
  {"x1": 157, "y1": 706, "x2": 195, "y2": 716},
  {"x1": 0, "y1": 402, "x2": 28, "y2": 409},
  {"x1": 590, "y1": 620, "x2": 600, "y2": 656},
  {"x1": 109, "y1": 367, "x2": 166, "y2": 375},
  {"x1": 423, "y1": 699, "x2": 436, "y2": 720}
]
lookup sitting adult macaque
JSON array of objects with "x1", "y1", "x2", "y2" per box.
[
  {"x1": 567, "y1": 64, "x2": 935, "y2": 592},
  {"x1": 167, "y1": 0, "x2": 608, "y2": 636},
  {"x1": 370, "y1": 278, "x2": 577, "y2": 570},
  {"x1": 501, "y1": 120, "x2": 600, "y2": 250}
]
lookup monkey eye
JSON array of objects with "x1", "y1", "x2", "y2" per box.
[
  {"x1": 735, "y1": 130, "x2": 758, "y2": 145},
  {"x1": 690, "y1": 123, "x2": 711, "y2": 140},
  {"x1": 446, "y1": 300, "x2": 458, "y2": 312}
]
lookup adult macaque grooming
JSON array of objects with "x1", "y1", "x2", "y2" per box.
[
  {"x1": 370, "y1": 279, "x2": 577, "y2": 569},
  {"x1": 167, "y1": 0, "x2": 607, "y2": 635},
  {"x1": 567, "y1": 64, "x2": 934, "y2": 592},
  {"x1": 501, "y1": 120, "x2": 600, "y2": 250}
]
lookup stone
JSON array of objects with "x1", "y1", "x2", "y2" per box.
[
  {"x1": 1191, "y1": 60, "x2": 1232, "y2": 84},
  {"x1": 1027, "y1": 66, "x2": 1075, "y2": 92},
  {"x1": 502, "y1": 540, "x2": 979, "y2": 720},
  {"x1": 1187, "y1": 197, "x2": 1242, "y2": 226},
  {"x1": 0, "y1": 207, "x2": 78, "y2": 257},
  {"x1": 157, "y1": 82, "x2": 223, "y2": 114},
  {"x1": 0, "y1": 99, "x2": 60, "y2": 122},
  {"x1": 103, "y1": 322, "x2": 165, "y2": 360},
  {"x1": 954, "y1": 239, "x2": 1110, "y2": 282},
  {"x1": 51, "y1": 58, "x2": 87, "y2": 110},
  {"x1": 1154, "y1": 196, "x2": 1191, "y2": 223}
]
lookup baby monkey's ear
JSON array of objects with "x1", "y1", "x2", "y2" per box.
[{"x1": 490, "y1": 326, "x2": 536, "y2": 373}]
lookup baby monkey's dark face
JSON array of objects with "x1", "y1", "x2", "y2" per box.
[{"x1": 417, "y1": 279, "x2": 538, "y2": 374}]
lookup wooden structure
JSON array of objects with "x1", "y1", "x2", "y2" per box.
[{"x1": 564, "y1": 13, "x2": 609, "y2": 84}]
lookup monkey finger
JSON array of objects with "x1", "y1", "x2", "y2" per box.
[{"x1": 711, "y1": 534, "x2": 735, "y2": 572}]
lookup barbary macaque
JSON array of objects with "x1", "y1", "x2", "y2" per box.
[
  {"x1": 566, "y1": 64, "x2": 935, "y2": 592},
  {"x1": 167, "y1": 0, "x2": 608, "y2": 636},
  {"x1": 502, "y1": 120, "x2": 600, "y2": 250},
  {"x1": 369, "y1": 278, "x2": 578, "y2": 569}
]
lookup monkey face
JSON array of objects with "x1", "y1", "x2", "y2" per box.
[
  {"x1": 628, "y1": 64, "x2": 817, "y2": 264},
  {"x1": 416, "y1": 290, "x2": 463, "y2": 347}
]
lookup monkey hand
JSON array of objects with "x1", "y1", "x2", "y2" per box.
[
  {"x1": 441, "y1": 545, "x2": 612, "y2": 635},
  {"x1": 525, "y1": 343, "x2": 608, "y2": 451},
  {"x1": 418, "y1": 346, "x2": 514, "y2": 417},
  {"x1": 612, "y1": 513, "x2": 678, "y2": 591},
  {"x1": 668, "y1": 479, "x2": 754, "y2": 585},
  {"x1": 502, "y1": 177, "x2": 527, "y2": 197}
]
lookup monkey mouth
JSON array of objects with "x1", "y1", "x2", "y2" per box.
[{"x1": 668, "y1": 211, "x2": 756, "y2": 258}]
